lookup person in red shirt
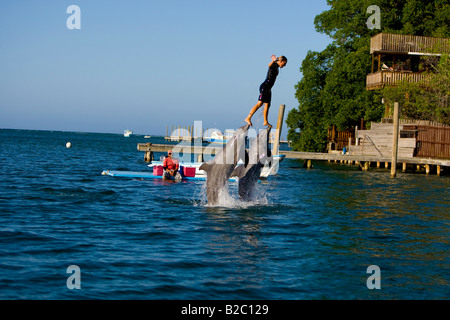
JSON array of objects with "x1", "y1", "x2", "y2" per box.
[{"x1": 162, "y1": 150, "x2": 179, "y2": 180}]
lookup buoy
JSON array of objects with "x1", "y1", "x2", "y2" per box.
[{"x1": 66, "y1": 142, "x2": 72, "y2": 148}]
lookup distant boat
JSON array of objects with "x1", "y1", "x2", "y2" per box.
[
  {"x1": 204, "y1": 129, "x2": 235, "y2": 144},
  {"x1": 124, "y1": 130, "x2": 133, "y2": 137},
  {"x1": 204, "y1": 130, "x2": 278, "y2": 145},
  {"x1": 144, "y1": 135, "x2": 151, "y2": 139}
]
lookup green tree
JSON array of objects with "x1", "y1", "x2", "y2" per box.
[
  {"x1": 287, "y1": 47, "x2": 335, "y2": 151},
  {"x1": 287, "y1": 0, "x2": 450, "y2": 152}
]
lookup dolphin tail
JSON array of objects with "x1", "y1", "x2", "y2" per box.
[
  {"x1": 199, "y1": 162, "x2": 213, "y2": 172},
  {"x1": 240, "y1": 123, "x2": 251, "y2": 132},
  {"x1": 231, "y1": 165, "x2": 245, "y2": 178}
]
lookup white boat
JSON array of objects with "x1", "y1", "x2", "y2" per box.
[
  {"x1": 203, "y1": 129, "x2": 235, "y2": 144},
  {"x1": 147, "y1": 154, "x2": 285, "y2": 179},
  {"x1": 124, "y1": 130, "x2": 133, "y2": 137},
  {"x1": 148, "y1": 160, "x2": 208, "y2": 179}
]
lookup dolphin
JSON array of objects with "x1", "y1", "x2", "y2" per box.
[
  {"x1": 231, "y1": 127, "x2": 272, "y2": 201},
  {"x1": 199, "y1": 124, "x2": 250, "y2": 205}
]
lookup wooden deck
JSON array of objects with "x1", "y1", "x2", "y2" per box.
[
  {"x1": 366, "y1": 70, "x2": 431, "y2": 90},
  {"x1": 370, "y1": 33, "x2": 449, "y2": 55},
  {"x1": 367, "y1": 33, "x2": 449, "y2": 90}
]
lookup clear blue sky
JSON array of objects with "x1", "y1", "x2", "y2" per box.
[{"x1": 0, "y1": 0, "x2": 331, "y2": 136}]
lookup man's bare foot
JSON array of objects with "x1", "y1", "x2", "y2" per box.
[
  {"x1": 264, "y1": 122, "x2": 272, "y2": 128},
  {"x1": 245, "y1": 118, "x2": 252, "y2": 126}
]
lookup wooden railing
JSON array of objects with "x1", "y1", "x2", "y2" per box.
[
  {"x1": 382, "y1": 118, "x2": 450, "y2": 127},
  {"x1": 366, "y1": 70, "x2": 431, "y2": 90},
  {"x1": 402, "y1": 125, "x2": 450, "y2": 159},
  {"x1": 327, "y1": 126, "x2": 354, "y2": 151},
  {"x1": 370, "y1": 33, "x2": 450, "y2": 54}
]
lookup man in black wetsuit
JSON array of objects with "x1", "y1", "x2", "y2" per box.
[{"x1": 245, "y1": 55, "x2": 287, "y2": 128}]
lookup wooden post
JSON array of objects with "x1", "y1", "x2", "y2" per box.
[
  {"x1": 144, "y1": 143, "x2": 153, "y2": 162},
  {"x1": 391, "y1": 102, "x2": 399, "y2": 178},
  {"x1": 425, "y1": 164, "x2": 430, "y2": 175},
  {"x1": 145, "y1": 151, "x2": 154, "y2": 162},
  {"x1": 402, "y1": 163, "x2": 407, "y2": 172},
  {"x1": 437, "y1": 165, "x2": 441, "y2": 176},
  {"x1": 371, "y1": 54, "x2": 374, "y2": 73},
  {"x1": 302, "y1": 160, "x2": 311, "y2": 169},
  {"x1": 272, "y1": 104, "x2": 285, "y2": 156}
]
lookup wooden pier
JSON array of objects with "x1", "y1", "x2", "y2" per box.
[
  {"x1": 137, "y1": 103, "x2": 449, "y2": 176},
  {"x1": 164, "y1": 124, "x2": 203, "y2": 142},
  {"x1": 137, "y1": 143, "x2": 449, "y2": 176},
  {"x1": 280, "y1": 150, "x2": 449, "y2": 174}
]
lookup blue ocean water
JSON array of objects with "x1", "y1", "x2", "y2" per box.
[{"x1": 0, "y1": 128, "x2": 448, "y2": 300}]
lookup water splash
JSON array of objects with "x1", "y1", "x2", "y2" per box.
[{"x1": 196, "y1": 179, "x2": 269, "y2": 208}]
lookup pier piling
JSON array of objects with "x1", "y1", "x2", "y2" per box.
[
  {"x1": 391, "y1": 102, "x2": 400, "y2": 178},
  {"x1": 273, "y1": 104, "x2": 286, "y2": 156}
]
